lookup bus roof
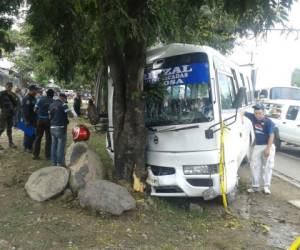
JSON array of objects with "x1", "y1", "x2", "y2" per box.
[{"x1": 146, "y1": 43, "x2": 224, "y2": 65}]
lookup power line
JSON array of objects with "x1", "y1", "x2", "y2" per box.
[{"x1": 263, "y1": 28, "x2": 300, "y2": 32}]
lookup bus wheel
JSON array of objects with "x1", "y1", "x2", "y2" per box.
[{"x1": 226, "y1": 185, "x2": 238, "y2": 204}]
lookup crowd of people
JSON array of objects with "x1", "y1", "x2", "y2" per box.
[{"x1": 0, "y1": 81, "x2": 77, "y2": 166}]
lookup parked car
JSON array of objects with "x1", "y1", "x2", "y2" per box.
[{"x1": 263, "y1": 99, "x2": 300, "y2": 149}]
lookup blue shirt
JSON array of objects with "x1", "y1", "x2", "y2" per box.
[
  {"x1": 35, "y1": 96, "x2": 53, "y2": 120},
  {"x1": 49, "y1": 99, "x2": 70, "y2": 127},
  {"x1": 22, "y1": 94, "x2": 37, "y2": 125},
  {"x1": 245, "y1": 112, "x2": 275, "y2": 145}
]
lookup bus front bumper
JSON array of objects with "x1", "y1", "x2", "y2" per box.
[{"x1": 146, "y1": 167, "x2": 221, "y2": 199}]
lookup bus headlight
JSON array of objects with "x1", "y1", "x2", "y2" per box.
[{"x1": 183, "y1": 164, "x2": 218, "y2": 175}]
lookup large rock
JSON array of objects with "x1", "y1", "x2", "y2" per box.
[
  {"x1": 78, "y1": 180, "x2": 136, "y2": 215},
  {"x1": 25, "y1": 167, "x2": 70, "y2": 202},
  {"x1": 65, "y1": 142, "x2": 88, "y2": 167},
  {"x1": 69, "y1": 149, "x2": 105, "y2": 194}
]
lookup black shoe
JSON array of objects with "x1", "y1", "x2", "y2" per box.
[
  {"x1": 32, "y1": 156, "x2": 41, "y2": 160},
  {"x1": 9, "y1": 143, "x2": 17, "y2": 149}
]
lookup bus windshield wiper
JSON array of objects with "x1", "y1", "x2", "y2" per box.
[
  {"x1": 147, "y1": 124, "x2": 199, "y2": 133},
  {"x1": 147, "y1": 126, "x2": 177, "y2": 133},
  {"x1": 165, "y1": 124, "x2": 199, "y2": 132}
]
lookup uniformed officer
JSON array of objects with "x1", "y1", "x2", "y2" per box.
[
  {"x1": 22, "y1": 85, "x2": 38, "y2": 152},
  {"x1": 32, "y1": 89, "x2": 54, "y2": 160},
  {"x1": 243, "y1": 103, "x2": 275, "y2": 194},
  {"x1": 0, "y1": 82, "x2": 18, "y2": 149}
]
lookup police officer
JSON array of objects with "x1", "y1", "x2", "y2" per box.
[
  {"x1": 22, "y1": 85, "x2": 38, "y2": 152},
  {"x1": 0, "y1": 82, "x2": 18, "y2": 149},
  {"x1": 32, "y1": 89, "x2": 54, "y2": 160},
  {"x1": 243, "y1": 103, "x2": 275, "y2": 194}
]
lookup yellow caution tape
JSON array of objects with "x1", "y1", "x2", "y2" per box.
[
  {"x1": 289, "y1": 236, "x2": 300, "y2": 250},
  {"x1": 219, "y1": 122, "x2": 228, "y2": 210}
]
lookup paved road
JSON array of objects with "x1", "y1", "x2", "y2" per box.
[{"x1": 274, "y1": 144, "x2": 300, "y2": 184}]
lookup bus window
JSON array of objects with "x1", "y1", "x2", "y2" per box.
[
  {"x1": 259, "y1": 89, "x2": 268, "y2": 99},
  {"x1": 230, "y1": 69, "x2": 238, "y2": 95},
  {"x1": 218, "y1": 73, "x2": 235, "y2": 109},
  {"x1": 254, "y1": 90, "x2": 260, "y2": 99},
  {"x1": 246, "y1": 76, "x2": 254, "y2": 103},
  {"x1": 239, "y1": 73, "x2": 248, "y2": 105}
]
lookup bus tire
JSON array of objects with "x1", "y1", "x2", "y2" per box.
[
  {"x1": 223, "y1": 177, "x2": 239, "y2": 205},
  {"x1": 226, "y1": 184, "x2": 238, "y2": 204}
]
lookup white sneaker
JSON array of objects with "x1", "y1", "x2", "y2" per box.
[
  {"x1": 247, "y1": 187, "x2": 259, "y2": 193},
  {"x1": 264, "y1": 187, "x2": 271, "y2": 194}
]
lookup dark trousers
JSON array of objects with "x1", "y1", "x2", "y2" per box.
[
  {"x1": 33, "y1": 119, "x2": 51, "y2": 158},
  {"x1": 0, "y1": 113, "x2": 14, "y2": 144},
  {"x1": 74, "y1": 106, "x2": 81, "y2": 116}
]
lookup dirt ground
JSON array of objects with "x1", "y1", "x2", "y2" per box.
[{"x1": 0, "y1": 121, "x2": 299, "y2": 250}]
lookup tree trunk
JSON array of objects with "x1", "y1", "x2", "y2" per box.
[{"x1": 104, "y1": 0, "x2": 148, "y2": 181}]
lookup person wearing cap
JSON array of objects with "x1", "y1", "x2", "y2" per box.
[
  {"x1": 13, "y1": 87, "x2": 24, "y2": 126},
  {"x1": 32, "y1": 89, "x2": 54, "y2": 160},
  {"x1": 243, "y1": 103, "x2": 275, "y2": 194},
  {"x1": 49, "y1": 93, "x2": 76, "y2": 166},
  {"x1": 0, "y1": 82, "x2": 18, "y2": 149},
  {"x1": 22, "y1": 85, "x2": 38, "y2": 152}
]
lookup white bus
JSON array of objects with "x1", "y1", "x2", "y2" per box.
[{"x1": 107, "y1": 43, "x2": 254, "y2": 200}]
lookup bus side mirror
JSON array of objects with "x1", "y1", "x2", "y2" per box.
[{"x1": 233, "y1": 87, "x2": 246, "y2": 109}]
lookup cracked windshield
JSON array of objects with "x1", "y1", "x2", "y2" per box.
[{"x1": 145, "y1": 53, "x2": 213, "y2": 126}]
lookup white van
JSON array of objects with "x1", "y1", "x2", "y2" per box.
[
  {"x1": 107, "y1": 43, "x2": 254, "y2": 200},
  {"x1": 264, "y1": 99, "x2": 300, "y2": 148}
]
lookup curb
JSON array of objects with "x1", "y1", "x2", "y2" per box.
[{"x1": 273, "y1": 169, "x2": 300, "y2": 189}]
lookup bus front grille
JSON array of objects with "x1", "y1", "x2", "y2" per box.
[
  {"x1": 154, "y1": 186, "x2": 183, "y2": 193},
  {"x1": 186, "y1": 178, "x2": 213, "y2": 187}
]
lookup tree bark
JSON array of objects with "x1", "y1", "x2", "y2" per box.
[{"x1": 104, "y1": 0, "x2": 148, "y2": 181}]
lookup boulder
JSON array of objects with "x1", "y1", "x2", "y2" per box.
[
  {"x1": 78, "y1": 180, "x2": 136, "y2": 215},
  {"x1": 65, "y1": 142, "x2": 88, "y2": 167},
  {"x1": 25, "y1": 167, "x2": 70, "y2": 202},
  {"x1": 69, "y1": 149, "x2": 105, "y2": 194}
]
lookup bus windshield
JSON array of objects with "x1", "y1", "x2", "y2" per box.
[
  {"x1": 144, "y1": 53, "x2": 213, "y2": 127},
  {"x1": 270, "y1": 87, "x2": 300, "y2": 100}
]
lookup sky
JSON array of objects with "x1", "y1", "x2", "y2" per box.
[{"x1": 229, "y1": 1, "x2": 300, "y2": 89}]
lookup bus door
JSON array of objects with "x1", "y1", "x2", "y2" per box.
[{"x1": 214, "y1": 65, "x2": 245, "y2": 189}]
